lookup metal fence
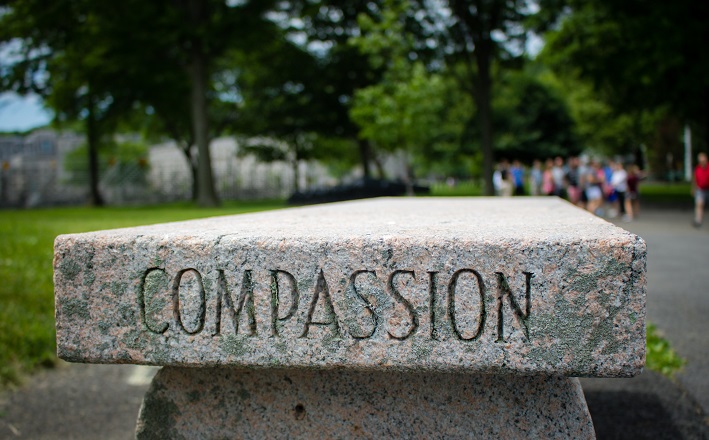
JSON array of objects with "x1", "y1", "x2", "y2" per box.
[{"x1": 0, "y1": 154, "x2": 331, "y2": 208}]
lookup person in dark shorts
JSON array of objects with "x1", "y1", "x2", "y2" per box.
[
  {"x1": 625, "y1": 165, "x2": 643, "y2": 221},
  {"x1": 694, "y1": 152, "x2": 709, "y2": 227}
]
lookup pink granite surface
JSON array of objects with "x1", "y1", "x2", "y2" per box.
[
  {"x1": 54, "y1": 198, "x2": 645, "y2": 377},
  {"x1": 136, "y1": 367, "x2": 595, "y2": 439}
]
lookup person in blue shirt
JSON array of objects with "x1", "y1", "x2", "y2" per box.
[{"x1": 510, "y1": 160, "x2": 525, "y2": 196}]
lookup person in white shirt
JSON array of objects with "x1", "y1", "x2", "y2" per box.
[{"x1": 611, "y1": 162, "x2": 629, "y2": 221}]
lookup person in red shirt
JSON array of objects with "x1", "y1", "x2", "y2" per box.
[{"x1": 694, "y1": 152, "x2": 709, "y2": 227}]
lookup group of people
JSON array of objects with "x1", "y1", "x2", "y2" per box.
[{"x1": 493, "y1": 156, "x2": 643, "y2": 222}]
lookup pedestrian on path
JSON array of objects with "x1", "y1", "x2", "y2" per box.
[{"x1": 693, "y1": 152, "x2": 709, "y2": 227}]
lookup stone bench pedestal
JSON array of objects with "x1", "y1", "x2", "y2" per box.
[
  {"x1": 54, "y1": 198, "x2": 646, "y2": 439},
  {"x1": 137, "y1": 369, "x2": 594, "y2": 439}
]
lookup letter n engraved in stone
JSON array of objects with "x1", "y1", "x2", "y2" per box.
[
  {"x1": 348, "y1": 270, "x2": 378, "y2": 339},
  {"x1": 300, "y1": 269, "x2": 341, "y2": 338},
  {"x1": 171, "y1": 268, "x2": 206, "y2": 335},
  {"x1": 387, "y1": 270, "x2": 419, "y2": 340},
  {"x1": 448, "y1": 269, "x2": 486, "y2": 341},
  {"x1": 139, "y1": 268, "x2": 170, "y2": 334},
  {"x1": 270, "y1": 270, "x2": 299, "y2": 337},
  {"x1": 428, "y1": 271, "x2": 439, "y2": 340},
  {"x1": 214, "y1": 270, "x2": 257, "y2": 336},
  {"x1": 495, "y1": 272, "x2": 533, "y2": 343}
]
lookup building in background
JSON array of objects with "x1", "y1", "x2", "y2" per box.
[{"x1": 1, "y1": 130, "x2": 333, "y2": 208}]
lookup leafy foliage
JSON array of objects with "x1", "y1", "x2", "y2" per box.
[
  {"x1": 646, "y1": 323, "x2": 686, "y2": 377},
  {"x1": 542, "y1": 0, "x2": 709, "y2": 156},
  {"x1": 493, "y1": 69, "x2": 581, "y2": 161}
]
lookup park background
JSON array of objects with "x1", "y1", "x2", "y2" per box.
[{"x1": 0, "y1": 0, "x2": 704, "y2": 401}]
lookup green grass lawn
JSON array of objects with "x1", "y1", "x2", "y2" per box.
[
  {"x1": 639, "y1": 181, "x2": 693, "y2": 204},
  {"x1": 430, "y1": 181, "x2": 483, "y2": 197},
  {"x1": 0, "y1": 200, "x2": 284, "y2": 386}
]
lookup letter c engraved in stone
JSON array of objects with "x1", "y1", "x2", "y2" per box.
[
  {"x1": 448, "y1": 269, "x2": 486, "y2": 341},
  {"x1": 171, "y1": 268, "x2": 206, "y2": 335},
  {"x1": 139, "y1": 268, "x2": 170, "y2": 334},
  {"x1": 387, "y1": 270, "x2": 419, "y2": 340}
]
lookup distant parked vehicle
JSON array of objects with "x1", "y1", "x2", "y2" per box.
[{"x1": 287, "y1": 178, "x2": 429, "y2": 205}]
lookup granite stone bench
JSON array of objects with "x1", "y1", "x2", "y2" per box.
[{"x1": 54, "y1": 198, "x2": 646, "y2": 438}]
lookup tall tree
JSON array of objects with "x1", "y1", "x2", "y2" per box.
[
  {"x1": 424, "y1": 0, "x2": 542, "y2": 194},
  {"x1": 0, "y1": 0, "x2": 136, "y2": 205},
  {"x1": 493, "y1": 69, "x2": 580, "y2": 161},
  {"x1": 283, "y1": 1, "x2": 385, "y2": 178},
  {"x1": 542, "y1": 0, "x2": 709, "y2": 155}
]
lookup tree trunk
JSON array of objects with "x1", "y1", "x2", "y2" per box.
[
  {"x1": 358, "y1": 139, "x2": 372, "y2": 179},
  {"x1": 474, "y1": 44, "x2": 495, "y2": 196},
  {"x1": 86, "y1": 90, "x2": 104, "y2": 206},
  {"x1": 189, "y1": 44, "x2": 220, "y2": 207},
  {"x1": 180, "y1": 145, "x2": 198, "y2": 201},
  {"x1": 292, "y1": 159, "x2": 300, "y2": 193},
  {"x1": 373, "y1": 155, "x2": 386, "y2": 179}
]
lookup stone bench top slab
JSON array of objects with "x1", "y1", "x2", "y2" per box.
[{"x1": 54, "y1": 197, "x2": 646, "y2": 377}]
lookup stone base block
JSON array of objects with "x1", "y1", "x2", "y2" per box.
[{"x1": 136, "y1": 367, "x2": 595, "y2": 439}]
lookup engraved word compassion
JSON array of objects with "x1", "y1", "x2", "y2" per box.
[{"x1": 139, "y1": 267, "x2": 534, "y2": 343}]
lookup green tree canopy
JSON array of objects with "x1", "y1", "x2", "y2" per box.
[{"x1": 542, "y1": 0, "x2": 709, "y2": 153}]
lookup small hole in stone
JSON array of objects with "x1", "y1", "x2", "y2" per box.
[{"x1": 294, "y1": 403, "x2": 305, "y2": 420}]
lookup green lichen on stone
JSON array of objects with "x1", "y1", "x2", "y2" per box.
[
  {"x1": 117, "y1": 303, "x2": 136, "y2": 326},
  {"x1": 124, "y1": 329, "x2": 149, "y2": 350},
  {"x1": 322, "y1": 332, "x2": 343, "y2": 353},
  {"x1": 142, "y1": 270, "x2": 170, "y2": 333},
  {"x1": 61, "y1": 297, "x2": 90, "y2": 320},
  {"x1": 58, "y1": 258, "x2": 81, "y2": 280},
  {"x1": 411, "y1": 342, "x2": 433, "y2": 362},
  {"x1": 98, "y1": 321, "x2": 111, "y2": 335},
  {"x1": 109, "y1": 281, "x2": 128, "y2": 297},
  {"x1": 135, "y1": 380, "x2": 185, "y2": 440},
  {"x1": 566, "y1": 256, "x2": 626, "y2": 293},
  {"x1": 153, "y1": 256, "x2": 164, "y2": 267},
  {"x1": 83, "y1": 271, "x2": 95, "y2": 287},
  {"x1": 527, "y1": 257, "x2": 632, "y2": 372},
  {"x1": 58, "y1": 346, "x2": 86, "y2": 362},
  {"x1": 274, "y1": 340, "x2": 288, "y2": 354},
  {"x1": 149, "y1": 346, "x2": 171, "y2": 365},
  {"x1": 299, "y1": 276, "x2": 315, "y2": 291},
  {"x1": 221, "y1": 335, "x2": 249, "y2": 357}
]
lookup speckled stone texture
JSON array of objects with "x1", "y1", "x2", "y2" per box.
[
  {"x1": 135, "y1": 367, "x2": 595, "y2": 439},
  {"x1": 54, "y1": 197, "x2": 646, "y2": 377}
]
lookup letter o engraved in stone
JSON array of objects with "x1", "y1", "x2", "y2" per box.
[
  {"x1": 139, "y1": 268, "x2": 170, "y2": 334},
  {"x1": 347, "y1": 270, "x2": 379, "y2": 339},
  {"x1": 448, "y1": 269, "x2": 486, "y2": 341},
  {"x1": 171, "y1": 268, "x2": 206, "y2": 335},
  {"x1": 387, "y1": 270, "x2": 419, "y2": 340}
]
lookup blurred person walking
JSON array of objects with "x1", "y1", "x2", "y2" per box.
[
  {"x1": 565, "y1": 157, "x2": 582, "y2": 205},
  {"x1": 585, "y1": 161, "x2": 605, "y2": 215},
  {"x1": 693, "y1": 152, "x2": 709, "y2": 227},
  {"x1": 625, "y1": 165, "x2": 643, "y2": 221},
  {"x1": 510, "y1": 160, "x2": 525, "y2": 196},
  {"x1": 542, "y1": 159, "x2": 556, "y2": 196},
  {"x1": 498, "y1": 168, "x2": 513, "y2": 197},
  {"x1": 529, "y1": 160, "x2": 543, "y2": 196},
  {"x1": 552, "y1": 156, "x2": 566, "y2": 198},
  {"x1": 611, "y1": 162, "x2": 629, "y2": 221},
  {"x1": 602, "y1": 160, "x2": 617, "y2": 217}
]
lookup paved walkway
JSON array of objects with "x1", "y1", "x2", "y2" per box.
[{"x1": 1, "y1": 205, "x2": 708, "y2": 439}]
